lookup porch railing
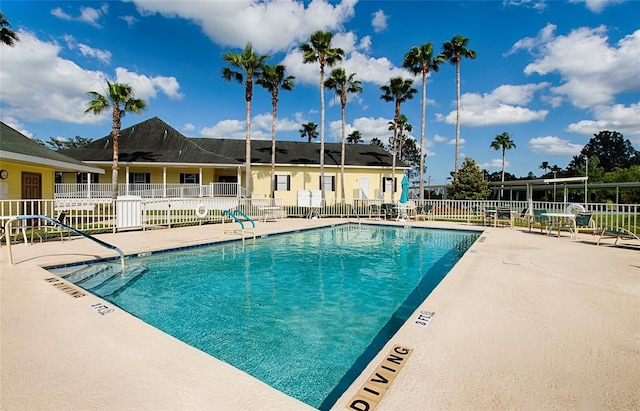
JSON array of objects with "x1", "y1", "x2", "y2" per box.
[{"x1": 55, "y1": 183, "x2": 241, "y2": 199}]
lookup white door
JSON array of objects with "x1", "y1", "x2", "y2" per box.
[{"x1": 359, "y1": 178, "x2": 369, "y2": 200}]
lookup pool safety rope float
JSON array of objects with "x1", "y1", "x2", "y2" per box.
[{"x1": 195, "y1": 203, "x2": 208, "y2": 218}]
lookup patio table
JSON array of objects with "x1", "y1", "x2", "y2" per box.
[
  {"x1": 258, "y1": 206, "x2": 281, "y2": 222},
  {"x1": 542, "y1": 212, "x2": 576, "y2": 238}
]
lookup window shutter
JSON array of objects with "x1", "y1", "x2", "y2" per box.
[
  {"x1": 331, "y1": 176, "x2": 335, "y2": 191},
  {"x1": 180, "y1": 174, "x2": 185, "y2": 184},
  {"x1": 287, "y1": 175, "x2": 291, "y2": 191},
  {"x1": 145, "y1": 173, "x2": 150, "y2": 184}
]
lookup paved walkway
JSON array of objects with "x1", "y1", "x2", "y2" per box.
[{"x1": 1, "y1": 218, "x2": 638, "y2": 410}]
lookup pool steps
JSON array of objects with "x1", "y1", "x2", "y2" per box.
[{"x1": 54, "y1": 263, "x2": 148, "y2": 297}]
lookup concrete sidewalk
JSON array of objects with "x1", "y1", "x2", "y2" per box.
[{"x1": 1, "y1": 219, "x2": 638, "y2": 410}]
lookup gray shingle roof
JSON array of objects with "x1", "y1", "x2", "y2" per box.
[
  {"x1": 191, "y1": 138, "x2": 405, "y2": 168},
  {"x1": 0, "y1": 122, "x2": 103, "y2": 172},
  {"x1": 61, "y1": 117, "x2": 242, "y2": 166},
  {"x1": 59, "y1": 116, "x2": 406, "y2": 168}
]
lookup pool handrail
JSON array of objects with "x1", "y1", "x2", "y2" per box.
[
  {"x1": 222, "y1": 209, "x2": 245, "y2": 229},
  {"x1": 232, "y1": 209, "x2": 255, "y2": 228},
  {"x1": 4, "y1": 215, "x2": 125, "y2": 270}
]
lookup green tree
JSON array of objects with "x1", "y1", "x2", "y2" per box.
[
  {"x1": 380, "y1": 77, "x2": 417, "y2": 202},
  {"x1": 46, "y1": 135, "x2": 92, "y2": 150},
  {"x1": 388, "y1": 114, "x2": 412, "y2": 164},
  {"x1": 604, "y1": 165, "x2": 640, "y2": 203},
  {"x1": 298, "y1": 122, "x2": 318, "y2": 142},
  {"x1": 441, "y1": 35, "x2": 476, "y2": 173},
  {"x1": 85, "y1": 80, "x2": 146, "y2": 199},
  {"x1": 324, "y1": 68, "x2": 362, "y2": 201},
  {"x1": 449, "y1": 157, "x2": 490, "y2": 200},
  {"x1": 300, "y1": 31, "x2": 344, "y2": 202},
  {"x1": 222, "y1": 43, "x2": 269, "y2": 196},
  {"x1": 575, "y1": 131, "x2": 638, "y2": 171},
  {"x1": 256, "y1": 63, "x2": 295, "y2": 200},
  {"x1": 403, "y1": 42, "x2": 445, "y2": 199},
  {"x1": 370, "y1": 137, "x2": 384, "y2": 148},
  {"x1": 347, "y1": 130, "x2": 363, "y2": 144},
  {"x1": 0, "y1": 12, "x2": 19, "y2": 47},
  {"x1": 490, "y1": 132, "x2": 516, "y2": 184},
  {"x1": 539, "y1": 161, "x2": 549, "y2": 177}
]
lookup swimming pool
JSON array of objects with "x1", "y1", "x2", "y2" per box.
[{"x1": 51, "y1": 224, "x2": 479, "y2": 409}]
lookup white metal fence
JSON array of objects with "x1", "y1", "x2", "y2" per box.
[{"x1": 2, "y1": 197, "x2": 638, "y2": 241}]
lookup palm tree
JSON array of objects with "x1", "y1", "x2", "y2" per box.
[
  {"x1": 298, "y1": 122, "x2": 318, "y2": 142},
  {"x1": 0, "y1": 12, "x2": 19, "y2": 46},
  {"x1": 441, "y1": 35, "x2": 476, "y2": 173},
  {"x1": 539, "y1": 161, "x2": 549, "y2": 177},
  {"x1": 370, "y1": 137, "x2": 384, "y2": 148},
  {"x1": 403, "y1": 42, "x2": 445, "y2": 199},
  {"x1": 256, "y1": 64, "x2": 295, "y2": 200},
  {"x1": 380, "y1": 77, "x2": 417, "y2": 202},
  {"x1": 388, "y1": 114, "x2": 412, "y2": 164},
  {"x1": 324, "y1": 68, "x2": 363, "y2": 201},
  {"x1": 490, "y1": 132, "x2": 516, "y2": 197},
  {"x1": 300, "y1": 31, "x2": 344, "y2": 203},
  {"x1": 222, "y1": 43, "x2": 269, "y2": 197},
  {"x1": 347, "y1": 130, "x2": 363, "y2": 144},
  {"x1": 85, "y1": 80, "x2": 146, "y2": 199}
]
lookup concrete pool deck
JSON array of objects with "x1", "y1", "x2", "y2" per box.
[{"x1": 1, "y1": 218, "x2": 638, "y2": 410}]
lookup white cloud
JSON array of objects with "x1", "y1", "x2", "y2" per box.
[
  {"x1": 485, "y1": 159, "x2": 510, "y2": 170},
  {"x1": 182, "y1": 123, "x2": 195, "y2": 132},
  {"x1": 130, "y1": 0, "x2": 357, "y2": 53},
  {"x1": 63, "y1": 35, "x2": 112, "y2": 64},
  {"x1": 120, "y1": 15, "x2": 139, "y2": 27},
  {"x1": 502, "y1": 0, "x2": 547, "y2": 11},
  {"x1": 433, "y1": 134, "x2": 448, "y2": 143},
  {"x1": 371, "y1": 10, "x2": 387, "y2": 33},
  {"x1": 0, "y1": 30, "x2": 182, "y2": 126},
  {"x1": 435, "y1": 83, "x2": 549, "y2": 126},
  {"x1": 51, "y1": 4, "x2": 108, "y2": 27},
  {"x1": 522, "y1": 25, "x2": 640, "y2": 108},
  {"x1": 565, "y1": 102, "x2": 640, "y2": 145},
  {"x1": 568, "y1": 0, "x2": 624, "y2": 13},
  {"x1": 528, "y1": 136, "x2": 583, "y2": 156},
  {"x1": 199, "y1": 113, "x2": 302, "y2": 140}
]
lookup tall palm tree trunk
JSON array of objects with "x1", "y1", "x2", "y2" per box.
[
  {"x1": 454, "y1": 60, "x2": 461, "y2": 173},
  {"x1": 111, "y1": 107, "x2": 121, "y2": 199},
  {"x1": 419, "y1": 71, "x2": 427, "y2": 200},
  {"x1": 270, "y1": 100, "x2": 277, "y2": 202},
  {"x1": 320, "y1": 68, "x2": 326, "y2": 204},
  {"x1": 391, "y1": 103, "x2": 400, "y2": 203},
  {"x1": 245, "y1": 99, "x2": 251, "y2": 197},
  {"x1": 340, "y1": 103, "x2": 346, "y2": 201}
]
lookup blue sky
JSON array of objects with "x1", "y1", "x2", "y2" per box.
[{"x1": 1, "y1": 0, "x2": 638, "y2": 185}]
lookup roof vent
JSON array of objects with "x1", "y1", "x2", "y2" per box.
[{"x1": 164, "y1": 129, "x2": 167, "y2": 138}]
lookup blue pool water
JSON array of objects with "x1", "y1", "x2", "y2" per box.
[{"x1": 66, "y1": 224, "x2": 479, "y2": 409}]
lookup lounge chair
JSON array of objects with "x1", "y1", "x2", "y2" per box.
[{"x1": 596, "y1": 226, "x2": 639, "y2": 246}]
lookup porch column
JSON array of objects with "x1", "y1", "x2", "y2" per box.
[
  {"x1": 125, "y1": 166, "x2": 130, "y2": 195},
  {"x1": 199, "y1": 167, "x2": 203, "y2": 197},
  {"x1": 237, "y1": 166, "x2": 242, "y2": 198},
  {"x1": 163, "y1": 167, "x2": 167, "y2": 198},
  {"x1": 87, "y1": 173, "x2": 92, "y2": 199}
]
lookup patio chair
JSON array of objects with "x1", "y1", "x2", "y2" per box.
[
  {"x1": 573, "y1": 212, "x2": 597, "y2": 240},
  {"x1": 596, "y1": 226, "x2": 639, "y2": 246},
  {"x1": 482, "y1": 206, "x2": 496, "y2": 226},
  {"x1": 381, "y1": 203, "x2": 397, "y2": 220},
  {"x1": 369, "y1": 204, "x2": 382, "y2": 220},
  {"x1": 415, "y1": 204, "x2": 433, "y2": 221},
  {"x1": 34, "y1": 211, "x2": 68, "y2": 243},
  {"x1": 529, "y1": 209, "x2": 550, "y2": 233},
  {"x1": 494, "y1": 207, "x2": 513, "y2": 228}
]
